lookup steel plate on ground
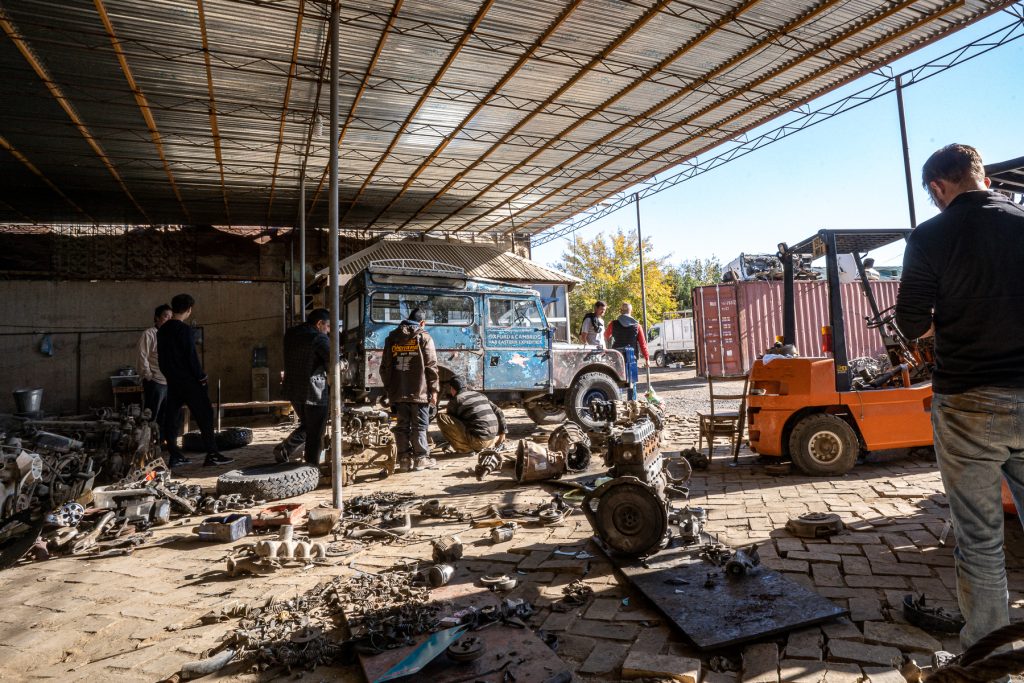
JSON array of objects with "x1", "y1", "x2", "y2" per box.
[{"x1": 597, "y1": 536, "x2": 848, "y2": 650}]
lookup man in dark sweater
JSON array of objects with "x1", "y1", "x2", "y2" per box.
[
  {"x1": 157, "y1": 293, "x2": 233, "y2": 468},
  {"x1": 437, "y1": 375, "x2": 506, "y2": 453},
  {"x1": 896, "y1": 143, "x2": 1024, "y2": 650},
  {"x1": 275, "y1": 308, "x2": 331, "y2": 466}
]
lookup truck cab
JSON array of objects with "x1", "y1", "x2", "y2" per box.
[
  {"x1": 340, "y1": 260, "x2": 630, "y2": 428},
  {"x1": 647, "y1": 311, "x2": 696, "y2": 367}
]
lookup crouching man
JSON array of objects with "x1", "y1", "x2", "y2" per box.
[{"x1": 437, "y1": 375, "x2": 506, "y2": 453}]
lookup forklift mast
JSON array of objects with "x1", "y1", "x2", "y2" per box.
[{"x1": 780, "y1": 229, "x2": 913, "y2": 393}]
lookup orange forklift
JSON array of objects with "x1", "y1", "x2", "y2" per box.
[{"x1": 745, "y1": 229, "x2": 935, "y2": 476}]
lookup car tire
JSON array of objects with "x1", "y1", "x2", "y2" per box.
[
  {"x1": 654, "y1": 352, "x2": 667, "y2": 368},
  {"x1": 566, "y1": 372, "x2": 621, "y2": 431},
  {"x1": 524, "y1": 399, "x2": 567, "y2": 425},
  {"x1": 181, "y1": 427, "x2": 254, "y2": 452},
  {"x1": 789, "y1": 413, "x2": 859, "y2": 476},
  {"x1": 216, "y1": 463, "x2": 320, "y2": 501}
]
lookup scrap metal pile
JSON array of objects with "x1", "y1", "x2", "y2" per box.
[{"x1": 0, "y1": 406, "x2": 242, "y2": 568}]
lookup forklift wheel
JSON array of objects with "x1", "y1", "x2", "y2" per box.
[{"x1": 789, "y1": 414, "x2": 858, "y2": 476}]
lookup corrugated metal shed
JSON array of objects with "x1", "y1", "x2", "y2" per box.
[
  {"x1": 694, "y1": 280, "x2": 900, "y2": 376},
  {"x1": 312, "y1": 237, "x2": 579, "y2": 287},
  {"x1": 0, "y1": 0, "x2": 1014, "y2": 235}
]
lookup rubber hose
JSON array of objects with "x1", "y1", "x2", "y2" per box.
[{"x1": 180, "y1": 648, "x2": 235, "y2": 680}]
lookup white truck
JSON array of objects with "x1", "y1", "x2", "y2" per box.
[{"x1": 648, "y1": 311, "x2": 696, "y2": 367}]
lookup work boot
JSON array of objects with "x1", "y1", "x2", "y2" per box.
[
  {"x1": 273, "y1": 443, "x2": 289, "y2": 463},
  {"x1": 204, "y1": 452, "x2": 234, "y2": 467},
  {"x1": 168, "y1": 454, "x2": 191, "y2": 468},
  {"x1": 414, "y1": 456, "x2": 437, "y2": 471},
  {"x1": 397, "y1": 457, "x2": 413, "y2": 473}
]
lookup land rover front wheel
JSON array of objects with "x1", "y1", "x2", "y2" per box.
[
  {"x1": 789, "y1": 413, "x2": 859, "y2": 476},
  {"x1": 566, "y1": 372, "x2": 621, "y2": 431},
  {"x1": 654, "y1": 351, "x2": 667, "y2": 368}
]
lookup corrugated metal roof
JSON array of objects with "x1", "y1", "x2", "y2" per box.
[
  {"x1": 313, "y1": 237, "x2": 579, "y2": 286},
  {"x1": 0, "y1": 1, "x2": 1014, "y2": 234}
]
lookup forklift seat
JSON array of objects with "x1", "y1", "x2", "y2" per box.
[{"x1": 697, "y1": 373, "x2": 750, "y2": 464}]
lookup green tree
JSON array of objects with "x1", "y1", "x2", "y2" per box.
[
  {"x1": 667, "y1": 257, "x2": 722, "y2": 309},
  {"x1": 555, "y1": 228, "x2": 677, "y2": 339}
]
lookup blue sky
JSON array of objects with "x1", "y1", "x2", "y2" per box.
[{"x1": 532, "y1": 10, "x2": 1024, "y2": 271}]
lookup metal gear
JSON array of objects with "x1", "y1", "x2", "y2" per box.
[{"x1": 585, "y1": 478, "x2": 668, "y2": 557}]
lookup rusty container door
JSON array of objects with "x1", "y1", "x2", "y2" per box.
[
  {"x1": 695, "y1": 280, "x2": 902, "y2": 377},
  {"x1": 693, "y1": 284, "x2": 743, "y2": 377}
]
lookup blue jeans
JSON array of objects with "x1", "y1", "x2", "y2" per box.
[
  {"x1": 932, "y1": 387, "x2": 1024, "y2": 649},
  {"x1": 393, "y1": 402, "x2": 430, "y2": 460}
]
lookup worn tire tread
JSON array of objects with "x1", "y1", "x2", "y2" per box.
[{"x1": 216, "y1": 463, "x2": 320, "y2": 501}]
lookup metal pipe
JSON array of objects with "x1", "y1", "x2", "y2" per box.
[
  {"x1": 299, "y1": 174, "x2": 306, "y2": 320},
  {"x1": 895, "y1": 75, "x2": 917, "y2": 230},
  {"x1": 328, "y1": 0, "x2": 343, "y2": 513},
  {"x1": 634, "y1": 195, "x2": 650, "y2": 387},
  {"x1": 289, "y1": 237, "x2": 295, "y2": 323}
]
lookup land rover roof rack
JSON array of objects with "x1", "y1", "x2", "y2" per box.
[{"x1": 367, "y1": 259, "x2": 466, "y2": 279}]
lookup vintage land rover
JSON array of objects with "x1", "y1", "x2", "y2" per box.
[{"x1": 339, "y1": 260, "x2": 630, "y2": 428}]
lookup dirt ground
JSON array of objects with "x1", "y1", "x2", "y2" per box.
[{"x1": 2, "y1": 365, "x2": 1023, "y2": 682}]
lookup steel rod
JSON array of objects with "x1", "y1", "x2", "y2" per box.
[
  {"x1": 328, "y1": 0, "x2": 343, "y2": 513},
  {"x1": 635, "y1": 195, "x2": 650, "y2": 388},
  {"x1": 895, "y1": 75, "x2": 917, "y2": 230},
  {"x1": 299, "y1": 173, "x2": 306, "y2": 320}
]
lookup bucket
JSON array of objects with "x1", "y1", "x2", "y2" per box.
[{"x1": 13, "y1": 388, "x2": 43, "y2": 414}]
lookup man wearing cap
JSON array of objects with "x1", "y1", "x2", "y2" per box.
[
  {"x1": 380, "y1": 308, "x2": 439, "y2": 472},
  {"x1": 437, "y1": 376, "x2": 507, "y2": 454}
]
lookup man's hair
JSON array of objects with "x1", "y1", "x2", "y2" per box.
[
  {"x1": 863, "y1": 258, "x2": 875, "y2": 268},
  {"x1": 620, "y1": 302, "x2": 632, "y2": 314},
  {"x1": 921, "y1": 144, "x2": 985, "y2": 188},
  {"x1": 448, "y1": 375, "x2": 465, "y2": 393},
  {"x1": 407, "y1": 308, "x2": 425, "y2": 323},
  {"x1": 594, "y1": 300, "x2": 606, "y2": 310},
  {"x1": 170, "y1": 294, "x2": 194, "y2": 314},
  {"x1": 154, "y1": 304, "x2": 171, "y2": 320},
  {"x1": 306, "y1": 308, "x2": 330, "y2": 325}
]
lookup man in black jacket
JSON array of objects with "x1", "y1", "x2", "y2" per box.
[
  {"x1": 157, "y1": 293, "x2": 233, "y2": 468},
  {"x1": 275, "y1": 308, "x2": 331, "y2": 466},
  {"x1": 896, "y1": 143, "x2": 1024, "y2": 650},
  {"x1": 437, "y1": 375, "x2": 506, "y2": 453}
]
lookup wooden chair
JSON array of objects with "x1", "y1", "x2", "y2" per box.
[{"x1": 697, "y1": 373, "x2": 750, "y2": 464}]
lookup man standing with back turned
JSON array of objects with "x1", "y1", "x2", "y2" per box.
[
  {"x1": 275, "y1": 308, "x2": 331, "y2": 465},
  {"x1": 158, "y1": 293, "x2": 233, "y2": 468},
  {"x1": 896, "y1": 144, "x2": 1024, "y2": 649},
  {"x1": 380, "y1": 308, "x2": 439, "y2": 472}
]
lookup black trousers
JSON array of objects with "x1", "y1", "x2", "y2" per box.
[
  {"x1": 164, "y1": 380, "x2": 216, "y2": 457},
  {"x1": 142, "y1": 379, "x2": 167, "y2": 428},
  {"x1": 281, "y1": 400, "x2": 329, "y2": 465}
]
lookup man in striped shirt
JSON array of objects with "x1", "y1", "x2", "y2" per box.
[{"x1": 437, "y1": 376, "x2": 506, "y2": 454}]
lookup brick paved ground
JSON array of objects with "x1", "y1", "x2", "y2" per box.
[{"x1": 2, "y1": 365, "x2": 1023, "y2": 682}]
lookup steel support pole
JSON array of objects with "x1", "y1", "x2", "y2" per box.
[
  {"x1": 328, "y1": 0, "x2": 343, "y2": 512},
  {"x1": 635, "y1": 195, "x2": 651, "y2": 387},
  {"x1": 299, "y1": 173, "x2": 306, "y2": 319},
  {"x1": 634, "y1": 195, "x2": 649, "y2": 332},
  {"x1": 895, "y1": 75, "x2": 916, "y2": 230},
  {"x1": 288, "y1": 237, "x2": 295, "y2": 323}
]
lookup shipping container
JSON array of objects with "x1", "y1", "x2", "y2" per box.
[{"x1": 693, "y1": 280, "x2": 899, "y2": 377}]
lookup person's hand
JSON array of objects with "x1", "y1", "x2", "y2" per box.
[
  {"x1": 920, "y1": 324, "x2": 935, "y2": 339},
  {"x1": 430, "y1": 393, "x2": 439, "y2": 405}
]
